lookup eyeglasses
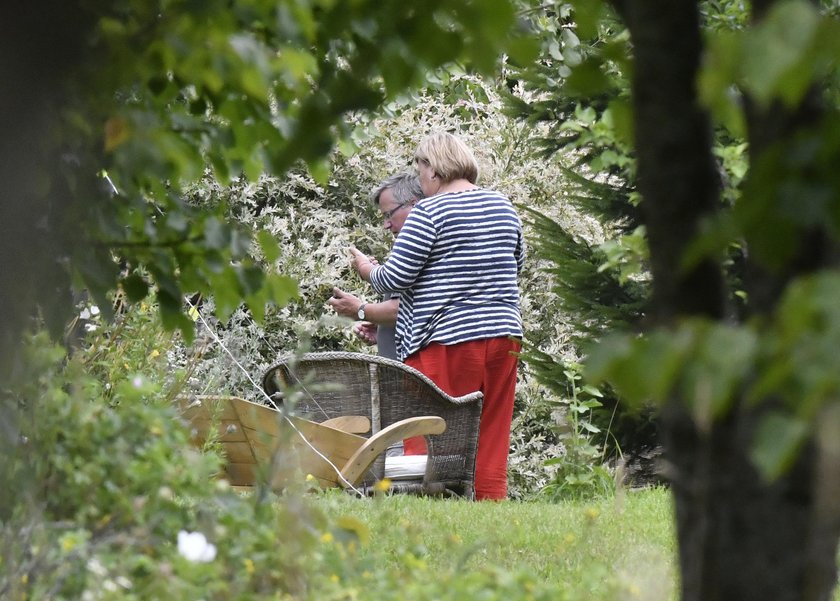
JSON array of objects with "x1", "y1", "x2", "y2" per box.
[{"x1": 382, "y1": 203, "x2": 410, "y2": 221}]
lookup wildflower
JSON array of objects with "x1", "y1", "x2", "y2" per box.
[
  {"x1": 585, "y1": 507, "x2": 600, "y2": 521},
  {"x1": 87, "y1": 558, "x2": 107, "y2": 577},
  {"x1": 320, "y1": 532, "x2": 334, "y2": 544},
  {"x1": 132, "y1": 375, "x2": 144, "y2": 389},
  {"x1": 373, "y1": 478, "x2": 391, "y2": 492},
  {"x1": 177, "y1": 530, "x2": 217, "y2": 563},
  {"x1": 244, "y1": 558, "x2": 255, "y2": 575}
]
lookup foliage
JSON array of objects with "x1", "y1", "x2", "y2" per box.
[
  {"x1": 505, "y1": 0, "x2": 658, "y2": 464},
  {"x1": 586, "y1": 270, "x2": 840, "y2": 481},
  {"x1": 1, "y1": 327, "x2": 322, "y2": 600},
  {"x1": 1, "y1": 0, "x2": 536, "y2": 377},
  {"x1": 539, "y1": 366, "x2": 616, "y2": 500},
  {"x1": 0, "y1": 318, "x2": 674, "y2": 600},
  {"x1": 563, "y1": 0, "x2": 840, "y2": 597}
]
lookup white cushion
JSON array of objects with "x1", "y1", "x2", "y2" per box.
[{"x1": 384, "y1": 455, "x2": 427, "y2": 481}]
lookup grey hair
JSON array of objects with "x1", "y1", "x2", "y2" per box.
[{"x1": 370, "y1": 172, "x2": 423, "y2": 206}]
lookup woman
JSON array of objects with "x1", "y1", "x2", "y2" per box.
[{"x1": 349, "y1": 132, "x2": 524, "y2": 500}]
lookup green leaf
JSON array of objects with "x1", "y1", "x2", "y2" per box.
[
  {"x1": 121, "y1": 273, "x2": 149, "y2": 302},
  {"x1": 204, "y1": 217, "x2": 229, "y2": 250},
  {"x1": 750, "y1": 411, "x2": 808, "y2": 482},
  {"x1": 211, "y1": 267, "x2": 243, "y2": 322},
  {"x1": 257, "y1": 230, "x2": 281, "y2": 263},
  {"x1": 564, "y1": 57, "x2": 611, "y2": 97},
  {"x1": 741, "y1": 0, "x2": 819, "y2": 107},
  {"x1": 267, "y1": 275, "x2": 300, "y2": 307}
]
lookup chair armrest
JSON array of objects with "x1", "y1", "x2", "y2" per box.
[{"x1": 340, "y1": 416, "x2": 445, "y2": 486}]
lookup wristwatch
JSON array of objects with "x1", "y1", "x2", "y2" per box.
[{"x1": 357, "y1": 303, "x2": 367, "y2": 320}]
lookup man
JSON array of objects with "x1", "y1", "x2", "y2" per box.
[{"x1": 328, "y1": 172, "x2": 422, "y2": 359}]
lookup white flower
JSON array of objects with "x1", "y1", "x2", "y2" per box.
[
  {"x1": 132, "y1": 375, "x2": 143, "y2": 389},
  {"x1": 177, "y1": 530, "x2": 217, "y2": 563},
  {"x1": 90, "y1": 305, "x2": 100, "y2": 316},
  {"x1": 86, "y1": 557, "x2": 107, "y2": 577}
]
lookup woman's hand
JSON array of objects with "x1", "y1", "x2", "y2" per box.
[{"x1": 348, "y1": 246, "x2": 375, "y2": 281}]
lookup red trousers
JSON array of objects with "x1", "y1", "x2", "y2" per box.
[{"x1": 404, "y1": 337, "x2": 520, "y2": 501}]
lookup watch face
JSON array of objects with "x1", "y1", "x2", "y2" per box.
[{"x1": 357, "y1": 305, "x2": 365, "y2": 320}]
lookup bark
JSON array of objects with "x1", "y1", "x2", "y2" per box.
[{"x1": 615, "y1": 1, "x2": 840, "y2": 600}]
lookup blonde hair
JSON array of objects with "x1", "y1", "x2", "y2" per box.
[{"x1": 414, "y1": 132, "x2": 479, "y2": 184}]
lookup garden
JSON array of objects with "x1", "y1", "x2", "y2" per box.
[{"x1": 4, "y1": 1, "x2": 840, "y2": 600}]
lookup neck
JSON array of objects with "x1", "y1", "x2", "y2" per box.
[{"x1": 436, "y1": 179, "x2": 476, "y2": 194}]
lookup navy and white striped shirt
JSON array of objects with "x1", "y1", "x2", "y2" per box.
[{"x1": 368, "y1": 188, "x2": 524, "y2": 361}]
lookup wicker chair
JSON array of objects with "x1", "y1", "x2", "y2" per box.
[{"x1": 262, "y1": 351, "x2": 484, "y2": 498}]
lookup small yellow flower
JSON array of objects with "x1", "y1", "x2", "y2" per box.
[
  {"x1": 148, "y1": 349, "x2": 160, "y2": 359},
  {"x1": 585, "y1": 507, "x2": 600, "y2": 521},
  {"x1": 320, "y1": 532, "x2": 334, "y2": 544},
  {"x1": 449, "y1": 534, "x2": 462, "y2": 545},
  {"x1": 305, "y1": 474, "x2": 316, "y2": 482},
  {"x1": 61, "y1": 536, "x2": 76, "y2": 552},
  {"x1": 244, "y1": 558, "x2": 255, "y2": 575},
  {"x1": 373, "y1": 478, "x2": 391, "y2": 492},
  {"x1": 330, "y1": 574, "x2": 339, "y2": 583},
  {"x1": 563, "y1": 533, "x2": 576, "y2": 544}
]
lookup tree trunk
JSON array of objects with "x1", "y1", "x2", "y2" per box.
[{"x1": 616, "y1": 1, "x2": 840, "y2": 600}]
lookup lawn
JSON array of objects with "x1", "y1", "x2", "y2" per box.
[{"x1": 308, "y1": 486, "x2": 678, "y2": 600}]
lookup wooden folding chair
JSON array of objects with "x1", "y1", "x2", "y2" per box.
[{"x1": 178, "y1": 395, "x2": 445, "y2": 491}]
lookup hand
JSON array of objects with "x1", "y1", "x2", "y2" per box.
[
  {"x1": 352, "y1": 321, "x2": 378, "y2": 345},
  {"x1": 348, "y1": 246, "x2": 374, "y2": 281},
  {"x1": 327, "y1": 287, "x2": 362, "y2": 319}
]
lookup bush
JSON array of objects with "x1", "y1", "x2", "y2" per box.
[{"x1": 1, "y1": 320, "x2": 592, "y2": 600}]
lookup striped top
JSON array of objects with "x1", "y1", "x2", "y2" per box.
[{"x1": 368, "y1": 188, "x2": 524, "y2": 361}]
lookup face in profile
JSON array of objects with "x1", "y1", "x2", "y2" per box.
[{"x1": 378, "y1": 187, "x2": 414, "y2": 234}]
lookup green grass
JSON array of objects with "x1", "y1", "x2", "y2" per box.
[{"x1": 308, "y1": 486, "x2": 678, "y2": 600}]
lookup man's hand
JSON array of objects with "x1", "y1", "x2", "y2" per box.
[
  {"x1": 352, "y1": 321, "x2": 378, "y2": 345},
  {"x1": 327, "y1": 287, "x2": 363, "y2": 319}
]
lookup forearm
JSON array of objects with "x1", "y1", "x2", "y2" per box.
[{"x1": 362, "y1": 298, "x2": 399, "y2": 326}]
